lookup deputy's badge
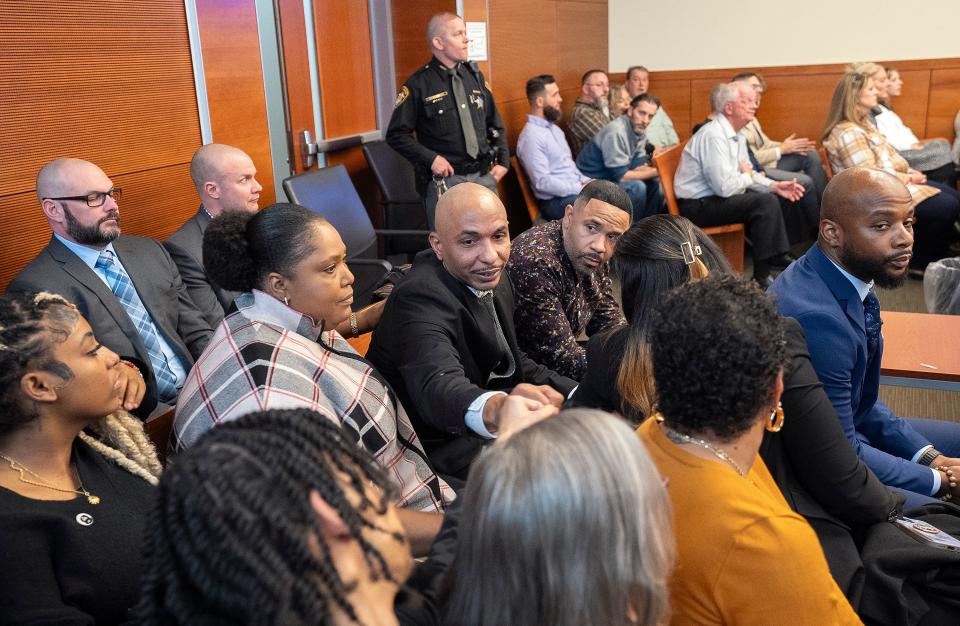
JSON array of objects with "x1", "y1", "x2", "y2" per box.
[
  {"x1": 394, "y1": 86, "x2": 410, "y2": 108},
  {"x1": 470, "y1": 93, "x2": 484, "y2": 110}
]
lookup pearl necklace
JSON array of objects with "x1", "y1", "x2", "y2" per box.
[
  {"x1": 663, "y1": 427, "x2": 746, "y2": 477},
  {"x1": 0, "y1": 453, "x2": 100, "y2": 505}
]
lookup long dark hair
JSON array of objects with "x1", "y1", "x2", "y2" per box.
[
  {"x1": 136, "y1": 408, "x2": 404, "y2": 625},
  {"x1": 611, "y1": 215, "x2": 729, "y2": 421}
]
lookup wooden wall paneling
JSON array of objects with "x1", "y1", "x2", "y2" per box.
[
  {"x1": 461, "y1": 0, "x2": 492, "y2": 79},
  {"x1": 391, "y1": 1, "x2": 456, "y2": 91},
  {"x1": 312, "y1": 0, "x2": 377, "y2": 139},
  {"x1": 757, "y1": 73, "x2": 850, "y2": 141},
  {"x1": 487, "y1": 1, "x2": 558, "y2": 104},
  {"x1": 277, "y1": 0, "x2": 316, "y2": 173},
  {"x1": 650, "y1": 79, "x2": 692, "y2": 141},
  {"x1": 556, "y1": 0, "x2": 607, "y2": 93},
  {"x1": 195, "y1": 0, "x2": 275, "y2": 205},
  {"x1": 0, "y1": 0, "x2": 203, "y2": 291},
  {"x1": 926, "y1": 68, "x2": 960, "y2": 141}
]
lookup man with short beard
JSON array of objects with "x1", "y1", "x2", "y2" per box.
[
  {"x1": 8, "y1": 158, "x2": 212, "y2": 419},
  {"x1": 568, "y1": 69, "x2": 611, "y2": 157},
  {"x1": 576, "y1": 93, "x2": 665, "y2": 220},
  {"x1": 771, "y1": 167, "x2": 960, "y2": 507},
  {"x1": 516, "y1": 75, "x2": 591, "y2": 220},
  {"x1": 508, "y1": 180, "x2": 631, "y2": 380}
]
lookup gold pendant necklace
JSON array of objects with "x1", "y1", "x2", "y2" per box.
[
  {"x1": 663, "y1": 427, "x2": 746, "y2": 477},
  {"x1": 0, "y1": 453, "x2": 100, "y2": 505}
]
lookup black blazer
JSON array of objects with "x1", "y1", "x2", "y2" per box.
[
  {"x1": 367, "y1": 250, "x2": 576, "y2": 478},
  {"x1": 7, "y1": 235, "x2": 213, "y2": 417},
  {"x1": 163, "y1": 208, "x2": 239, "y2": 327},
  {"x1": 570, "y1": 317, "x2": 901, "y2": 602}
]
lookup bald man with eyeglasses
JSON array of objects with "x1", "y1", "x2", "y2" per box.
[{"x1": 8, "y1": 158, "x2": 213, "y2": 419}]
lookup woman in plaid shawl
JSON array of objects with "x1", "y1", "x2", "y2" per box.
[
  {"x1": 171, "y1": 203, "x2": 453, "y2": 555},
  {"x1": 822, "y1": 70, "x2": 960, "y2": 272}
]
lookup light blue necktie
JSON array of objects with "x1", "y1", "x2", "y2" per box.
[{"x1": 95, "y1": 250, "x2": 179, "y2": 401}]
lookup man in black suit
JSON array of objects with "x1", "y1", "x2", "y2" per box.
[
  {"x1": 7, "y1": 158, "x2": 212, "y2": 418},
  {"x1": 367, "y1": 182, "x2": 576, "y2": 480},
  {"x1": 164, "y1": 144, "x2": 262, "y2": 327}
]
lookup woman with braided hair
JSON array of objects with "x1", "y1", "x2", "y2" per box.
[
  {"x1": 0, "y1": 291, "x2": 162, "y2": 624},
  {"x1": 137, "y1": 407, "x2": 414, "y2": 625}
]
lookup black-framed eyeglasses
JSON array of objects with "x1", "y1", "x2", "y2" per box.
[{"x1": 45, "y1": 187, "x2": 122, "y2": 208}]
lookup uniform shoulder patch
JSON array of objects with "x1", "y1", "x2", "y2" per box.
[
  {"x1": 485, "y1": 80, "x2": 492, "y2": 91},
  {"x1": 394, "y1": 85, "x2": 410, "y2": 108}
]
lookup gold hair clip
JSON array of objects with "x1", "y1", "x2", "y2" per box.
[{"x1": 681, "y1": 241, "x2": 702, "y2": 265}]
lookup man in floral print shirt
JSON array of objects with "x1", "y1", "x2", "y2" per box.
[{"x1": 508, "y1": 180, "x2": 631, "y2": 380}]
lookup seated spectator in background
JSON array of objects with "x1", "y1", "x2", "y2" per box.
[
  {"x1": 172, "y1": 204, "x2": 452, "y2": 553},
  {"x1": 624, "y1": 65, "x2": 679, "y2": 148},
  {"x1": 638, "y1": 275, "x2": 861, "y2": 625},
  {"x1": 568, "y1": 69, "x2": 611, "y2": 157},
  {"x1": 609, "y1": 83, "x2": 631, "y2": 118},
  {"x1": 0, "y1": 292, "x2": 161, "y2": 624},
  {"x1": 8, "y1": 158, "x2": 212, "y2": 418},
  {"x1": 509, "y1": 181, "x2": 630, "y2": 381},
  {"x1": 733, "y1": 71, "x2": 828, "y2": 202},
  {"x1": 862, "y1": 63, "x2": 957, "y2": 187},
  {"x1": 673, "y1": 83, "x2": 799, "y2": 285},
  {"x1": 822, "y1": 70, "x2": 960, "y2": 273},
  {"x1": 771, "y1": 168, "x2": 960, "y2": 509},
  {"x1": 164, "y1": 144, "x2": 261, "y2": 328},
  {"x1": 576, "y1": 94, "x2": 665, "y2": 220},
  {"x1": 516, "y1": 74, "x2": 591, "y2": 220},
  {"x1": 367, "y1": 183, "x2": 577, "y2": 481},
  {"x1": 442, "y1": 409, "x2": 674, "y2": 626}
]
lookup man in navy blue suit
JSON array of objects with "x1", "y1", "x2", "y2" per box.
[{"x1": 770, "y1": 167, "x2": 960, "y2": 507}]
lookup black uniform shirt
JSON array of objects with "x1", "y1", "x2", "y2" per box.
[{"x1": 386, "y1": 56, "x2": 509, "y2": 172}]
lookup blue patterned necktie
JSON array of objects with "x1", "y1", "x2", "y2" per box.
[
  {"x1": 863, "y1": 289, "x2": 882, "y2": 362},
  {"x1": 94, "y1": 250, "x2": 179, "y2": 401}
]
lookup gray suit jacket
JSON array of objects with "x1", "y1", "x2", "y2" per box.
[
  {"x1": 163, "y1": 208, "x2": 239, "y2": 327},
  {"x1": 7, "y1": 235, "x2": 213, "y2": 418}
]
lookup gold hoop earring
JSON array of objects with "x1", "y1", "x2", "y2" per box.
[{"x1": 766, "y1": 402, "x2": 785, "y2": 432}]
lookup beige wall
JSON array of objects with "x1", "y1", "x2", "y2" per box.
[{"x1": 609, "y1": 0, "x2": 960, "y2": 71}]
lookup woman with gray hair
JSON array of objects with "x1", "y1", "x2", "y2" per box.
[{"x1": 441, "y1": 409, "x2": 674, "y2": 626}]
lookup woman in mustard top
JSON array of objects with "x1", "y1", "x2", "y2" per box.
[{"x1": 637, "y1": 275, "x2": 862, "y2": 625}]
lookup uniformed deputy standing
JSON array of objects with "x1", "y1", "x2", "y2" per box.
[{"x1": 386, "y1": 12, "x2": 510, "y2": 228}]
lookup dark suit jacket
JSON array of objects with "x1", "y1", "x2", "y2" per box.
[
  {"x1": 7, "y1": 235, "x2": 213, "y2": 418},
  {"x1": 163, "y1": 208, "x2": 239, "y2": 327},
  {"x1": 366, "y1": 250, "x2": 576, "y2": 477},
  {"x1": 570, "y1": 318, "x2": 903, "y2": 606},
  {"x1": 770, "y1": 243, "x2": 933, "y2": 495}
]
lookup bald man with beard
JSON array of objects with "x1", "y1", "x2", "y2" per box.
[
  {"x1": 8, "y1": 158, "x2": 212, "y2": 419},
  {"x1": 366, "y1": 183, "x2": 576, "y2": 481},
  {"x1": 770, "y1": 168, "x2": 960, "y2": 508}
]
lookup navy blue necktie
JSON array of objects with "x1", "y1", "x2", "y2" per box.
[{"x1": 863, "y1": 289, "x2": 882, "y2": 362}]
